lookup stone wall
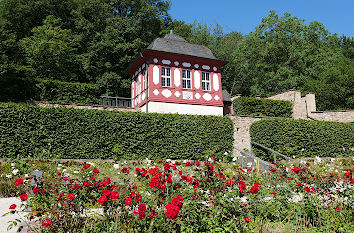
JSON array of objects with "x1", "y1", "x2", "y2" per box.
[
  {"x1": 229, "y1": 115, "x2": 262, "y2": 155},
  {"x1": 309, "y1": 110, "x2": 354, "y2": 123},
  {"x1": 267, "y1": 90, "x2": 353, "y2": 123},
  {"x1": 27, "y1": 101, "x2": 139, "y2": 112}
]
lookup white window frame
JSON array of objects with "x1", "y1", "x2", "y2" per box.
[
  {"x1": 142, "y1": 71, "x2": 146, "y2": 90},
  {"x1": 182, "y1": 69, "x2": 192, "y2": 89},
  {"x1": 202, "y1": 72, "x2": 211, "y2": 91},
  {"x1": 161, "y1": 67, "x2": 171, "y2": 87}
]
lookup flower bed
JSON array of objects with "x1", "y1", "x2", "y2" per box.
[{"x1": 2, "y1": 158, "x2": 354, "y2": 232}]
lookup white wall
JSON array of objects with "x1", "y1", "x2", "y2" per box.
[{"x1": 140, "y1": 101, "x2": 223, "y2": 116}]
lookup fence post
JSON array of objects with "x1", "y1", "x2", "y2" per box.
[{"x1": 273, "y1": 153, "x2": 276, "y2": 164}]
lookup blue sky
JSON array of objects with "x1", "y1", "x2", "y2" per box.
[{"x1": 169, "y1": 0, "x2": 354, "y2": 37}]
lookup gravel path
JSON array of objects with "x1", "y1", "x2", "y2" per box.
[{"x1": 0, "y1": 198, "x2": 28, "y2": 233}]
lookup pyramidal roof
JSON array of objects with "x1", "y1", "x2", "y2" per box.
[{"x1": 146, "y1": 30, "x2": 217, "y2": 60}]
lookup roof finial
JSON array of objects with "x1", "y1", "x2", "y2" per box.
[{"x1": 170, "y1": 29, "x2": 173, "y2": 34}]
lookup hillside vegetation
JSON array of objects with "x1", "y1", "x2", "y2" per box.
[{"x1": 0, "y1": 1, "x2": 353, "y2": 110}]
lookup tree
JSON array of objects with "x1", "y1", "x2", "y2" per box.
[
  {"x1": 20, "y1": 16, "x2": 79, "y2": 82},
  {"x1": 229, "y1": 10, "x2": 353, "y2": 110}
]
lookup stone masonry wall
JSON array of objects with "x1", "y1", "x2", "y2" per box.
[
  {"x1": 309, "y1": 110, "x2": 354, "y2": 123},
  {"x1": 229, "y1": 115, "x2": 262, "y2": 155},
  {"x1": 267, "y1": 90, "x2": 353, "y2": 123}
]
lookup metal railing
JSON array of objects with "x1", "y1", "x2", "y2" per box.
[
  {"x1": 100, "y1": 96, "x2": 131, "y2": 108},
  {"x1": 251, "y1": 141, "x2": 307, "y2": 167}
]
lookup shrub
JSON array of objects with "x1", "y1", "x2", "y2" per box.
[
  {"x1": 232, "y1": 97, "x2": 293, "y2": 117},
  {"x1": 250, "y1": 119, "x2": 354, "y2": 161},
  {"x1": 0, "y1": 78, "x2": 100, "y2": 105},
  {"x1": 5, "y1": 159, "x2": 354, "y2": 232},
  {"x1": 0, "y1": 103, "x2": 233, "y2": 160},
  {"x1": 33, "y1": 79, "x2": 100, "y2": 104}
]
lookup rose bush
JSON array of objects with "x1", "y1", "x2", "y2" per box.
[{"x1": 4, "y1": 158, "x2": 354, "y2": 232}]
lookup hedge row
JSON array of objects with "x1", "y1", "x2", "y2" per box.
[
  {"x1": 33, "y1": 79, "x2": 100, "y2": 104},
  {"x1": 232, "y1": 97, "x2": 293, "y2": 117},
  {"x1": 0, "y1": 103, "x2": 234, "y2": 160},
  {"x1": 0, "y1": 77, "x2": 100, "y2": 105},
  {"x1": 250, "y1": 119, "x2": 354, "y2": 161}
]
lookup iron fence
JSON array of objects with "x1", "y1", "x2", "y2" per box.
[{"x1": 100, "y1": 96, "x2": 131, "y2": 107}]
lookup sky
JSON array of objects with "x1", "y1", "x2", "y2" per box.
[{"x1": 169, "y1": 0, "x2": 354, "y2": 37}]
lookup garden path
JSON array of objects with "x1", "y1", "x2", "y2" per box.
[{"x1": 0, "y1": 197, "x2": 28, "y2": 233}]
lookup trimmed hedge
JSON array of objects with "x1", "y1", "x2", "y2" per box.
[
  {"x1": 0, "y1": 78, "x2": 100, "y2": 104},
  {"x1": 33, "y1": 79, "x2": 100, "y2": 104},
  {"x1": 250, "y1": 119, "x2": 354, "y2": 161},
  {"x1": 0, "y1": 103, "x2": 233, "y2": 160},
  {"x1": 232, "y1": 97, "x2": 293, "y2": 117}
]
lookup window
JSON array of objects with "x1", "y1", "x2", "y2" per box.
[
  {"x1": 202, "y1": 72, "x2": 210, "y2": 91},
  {"x1": 161, "y1": 67, "x2": 171, "y2": 87},
  {"x1": 142, "y1": 71, "x2": 146, "y2": 90},
  {"x1": 182, "y1": 69, "x2": 191, "y2": 89}
]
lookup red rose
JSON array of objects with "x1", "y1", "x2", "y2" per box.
[
  {"x1": 9, "y1": 204, "x2": 16, "y2": 209},
  {"x1": 57, "y1": 194, "x2": 63, "y2": 200},
  {"x1": 330, "y1": 173, "x2": 334, "y2": 177},
  {"x1": 61, "y1": 176, "x2": 68, "y2": 181},
  {"x1": 138, "y1": 211, "x2": 146, "y2": 220},
  {"x1": 292, "y1": 167, "x2": 300, "y2": 174},
  {"x1": 42, "y1": 219, "x2": 51, "y2": 227},
  {"x1": 73, "y1": 184, "x2": 80, "y2": 190},
  {"x1": 15, "y1": 178, "x2": 23, "y2": 186},
  {"x1": 98, "y1": 195, "x2": 107, "y2": 205},
  {"x1": 126, "y1": 198, "x2": 133, "y2": 206},
  {"x1": 102, "y1": 189, "x2": 111, "y2": 197},
  {"x1": 20, "y1": 193, "x2": 28, "y2": 201},
  {"x1": 150, "y1": 211, "x2": 158, "y2": 218},
  {"x1": 335, "y1": 207, "x2": 340, "y2": 212},
  {"x1": 172, "y1": 198, "x2": 182, "y2": 208},
  {"x1": 83, "y1": 164, "x2": 91, "y2": 169},
  {"x1": 177, "y1": 196, "x2": 184, "y2": 201},
  {"x1": 244, "y1": 217, "x2": 251, "y2": 223},
  {"x1": 271, "y1": 192, "x2": 276, "y2": 195},
  {"x1": 93, "y1": 169, "x2": 99, "y2": 174},
  {"x1": 250, "y1": 183, "x2": 259, "y2": 194},
  {"x1": 83, "y1": 181, "x2": 90, "y2": 187},
  {"x1": 67, "y1": 193, "x2": 75, "y2": 200},
  {"x1": 166, "y1": 203, "x2": 180, "y2": 220},
  {"x1": 212, "y1": 157, "x2": 216, "y2": 160},
  {"x1": 57, "y1": 172, "x2": 61, "y2": 175},
  {"x1": 110, "y1": 191, "x2": 119, "y2": 200},
  {"x1": 136, "y1": 194, "x2": 142, "y2": 201},
  {"x1": 138, "y1": 203, "x2": 146, "y2": 212},
  {"x1": 296, "y1": 182, "x2": 302, "y2": 187},
  {"x1": 195, "y1": 161, "x2": 200, "y2": 166},
  {"x1": 344, "y1": 173, "x2": 351, "y2": 178}
]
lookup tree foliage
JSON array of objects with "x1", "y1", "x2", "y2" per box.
[{"x1": 0, "y1": 3, "x2": 352, "y2": 110}]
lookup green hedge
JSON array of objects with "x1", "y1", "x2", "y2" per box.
[
  {"x1": 250, "y1": 119, "x2": 354, "y2": 161},
  {"x1": 33, "y1": 79, "x2": 100, "y2": 104},
  {"x1": 0, "y1": 103, "x2": 234, "y2": 160},
  {"x1": 232, "y1": 97, "x2": 293, "y2": 117},
  {"x1": 0, "y1": 78, "x2": 100, "y2": 104}
]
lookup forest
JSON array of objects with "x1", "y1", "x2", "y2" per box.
[{"x1": 0, "y1": 0, "x2": 353, "y2": 110}]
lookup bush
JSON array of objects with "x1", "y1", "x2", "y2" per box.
[
  {"x1": 0, "y1": 103, "x2": 233, "y2": 160},
  {"x1": 250, "y1": 119, "x2": 354, "y2": 161},
  {"x1": 0, "y1": 78, "x2": 100, "y2": 105},
  {"x1": 33, "y1": 79, "x2": 100, "y2": 104},
  {"x1": 232, "y1": 97, "x2": 293, "y2": 117}
]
